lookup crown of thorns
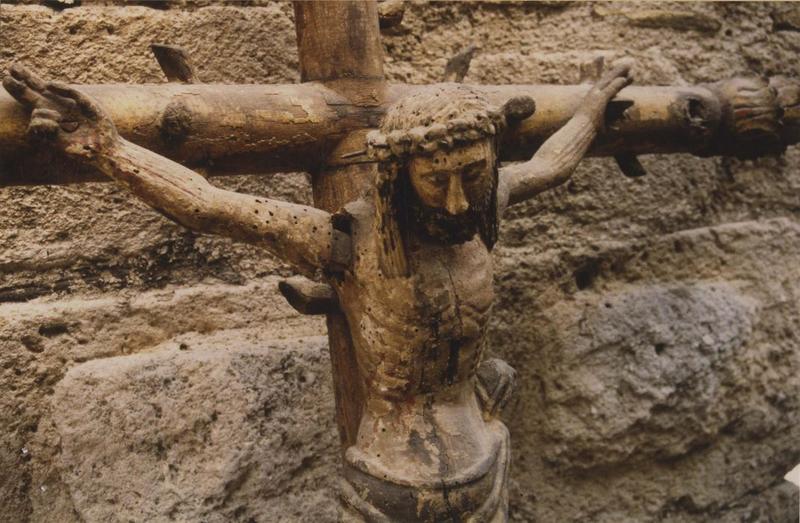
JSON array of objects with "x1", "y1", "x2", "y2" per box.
[{"x1": 366, "y1": 90, "x2": 535, "y2": 161}]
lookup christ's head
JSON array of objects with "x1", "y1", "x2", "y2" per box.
[
  {"x1": 366, "y1": 85, "x2": 533, "y2": 275},
  {"x1": 407, "y1": 139, "x2": 495, "y2": 215},
  {"x1": 405, "y1": 138, "x2": 496, "y2": 245}
]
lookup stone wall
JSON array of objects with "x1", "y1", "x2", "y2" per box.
[{"x1": 1, "y1": 1, "x2": 799, "y2": 521}]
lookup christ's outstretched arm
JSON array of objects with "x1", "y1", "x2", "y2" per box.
[
  {"x1": 3, "y1": 65, "x2": 349, "y2": 276},
  {"x1": 499, "y1": 59, "x2": 633, "y2": 209}
]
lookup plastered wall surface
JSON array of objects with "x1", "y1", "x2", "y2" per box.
[{"x1": 1, "y1": 1, "x2": 799, "y2": 521}]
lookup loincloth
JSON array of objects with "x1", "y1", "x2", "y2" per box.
[{"x1": 338, "y1": 422, "x2": 510, "y2": 523}]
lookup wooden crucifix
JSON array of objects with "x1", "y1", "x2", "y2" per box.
[{"x1": 2, "y1": 1, "x2": 798, "y2": 521}]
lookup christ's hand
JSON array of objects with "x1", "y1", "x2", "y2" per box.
[
  {"x1": 500, "y1": 57, "x2": 636, "y2": 207},
  {"x1": 576, "y1": 57, "x2": 634, "y2": 125},
  {"x1": 3, "y1": 64, "x2": 119, "y2": 163},
  {"x1": 2, "y1": 63, "x2": 343, "y2": 275}
]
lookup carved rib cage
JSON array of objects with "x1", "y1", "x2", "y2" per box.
[{"x1": 338, "y1": 202, "x2": 495, "y2": 398}]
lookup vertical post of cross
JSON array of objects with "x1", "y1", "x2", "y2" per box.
[
  {"x1": 292, "y1": 0, "x2": 386, "y2": 450},
  {"x1": 294, "y1": 1, "x2": 384, "y2": 83}
]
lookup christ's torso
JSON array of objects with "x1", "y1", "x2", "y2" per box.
[
  {"x1": 333, "y1": 198, "x2": 501, "y2": 486},
  {"x1": 336, "y1": 199, "x2": 494, "y2": 398}
]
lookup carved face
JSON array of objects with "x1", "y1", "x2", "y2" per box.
[
  {"x1": 407, "y1": 140, "x2": 495, "y2": 216},
  {"x1": 402, "y1": 139, "x2": 497, "y2": 246}
]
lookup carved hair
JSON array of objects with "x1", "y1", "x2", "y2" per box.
[{"x1": 367, "y1": 84, "x2": 508, "y2": 161}]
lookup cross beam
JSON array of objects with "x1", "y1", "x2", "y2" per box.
[{"x1": 2, "y1": 78, "x2": 798, "y2": 187}]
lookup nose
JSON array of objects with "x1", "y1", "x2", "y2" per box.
[{"x1": 445, "y1": 174, "x2": 469, "y2": 215}]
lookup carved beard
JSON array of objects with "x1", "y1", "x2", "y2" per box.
[
  {"x1": 408, "y1": 196, "x2": 480, "y2": 245},
  {"x1": 397, "y1": 164, "x2": 499, "y2": 248},
  {"x1": 375, "y1": 159, "x2": 500, "y2": 279}
]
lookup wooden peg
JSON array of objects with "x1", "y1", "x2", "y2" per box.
[
  {"x1": 151, "y1": 43, "x2": 197, "y2": 84},
  {"x1": 444, "y1": 44, "x2": 480, "y2": 83},
  {"x1": 278, "y1": 276, "x2": 339, "y2": 315}
]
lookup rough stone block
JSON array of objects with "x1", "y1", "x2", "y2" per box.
[{"x1": 34, "y1": 333, "x2": 338, "y2": 522}]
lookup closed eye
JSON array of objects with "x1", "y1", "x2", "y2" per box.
[
  {"x1": 424, "y1": 171, "x2": 450, "y2": 186},
  {"x1": 463, "y1": 167, "x2": 483, "y2": 182},
  {"x1": 462, "y1": 159, "x2": 487, "y2": 181}
]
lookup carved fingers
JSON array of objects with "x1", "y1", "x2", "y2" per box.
[
  {"x1": 595, "y1": 58, "x2": 634, "y2": 91},
  {"x1": 29, "y1": 108, "x2": 62, "y2": 139},
  {"x1": 4, "y1": 65, "x2": 100, "y2": 122},
  {"x1": 47, "y1": 81, "x2": 105, "y2": 120},
  {"x1": 577, "y1": 57, "x2": 635, "y2": 124},
  {"x1": 592, "y1": 59, "x2": 633, "y2": 104},
  {"x1": 3, "y1": 64, "x2": 49, "y2": 110},
  {"x1": 3, "y1": 63, "x2": 118, "y2": 159}
]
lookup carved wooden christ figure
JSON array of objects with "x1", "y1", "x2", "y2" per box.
[{"x1": 4, "y1": 60, "x2": 631, "y2": 521}]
